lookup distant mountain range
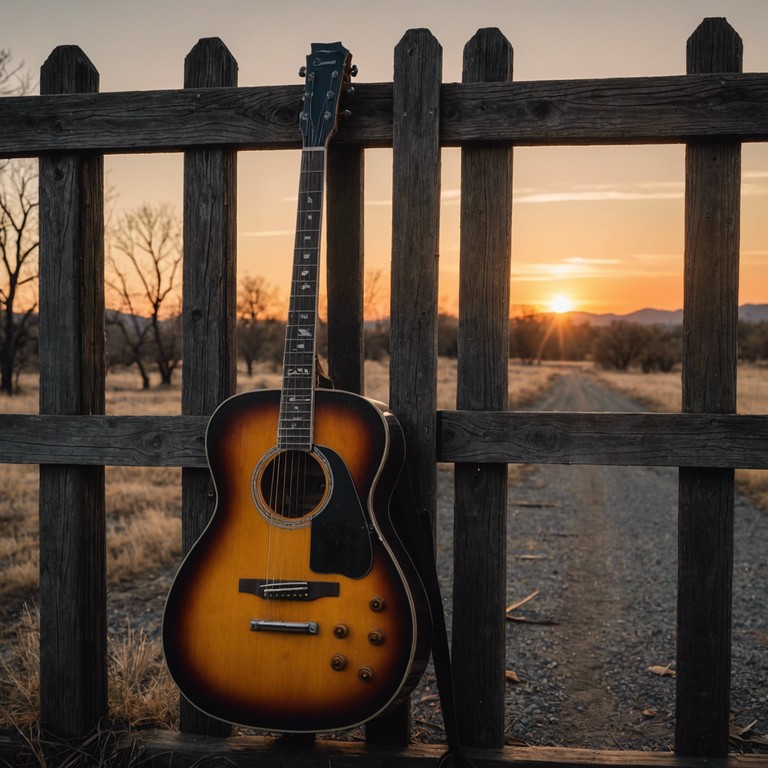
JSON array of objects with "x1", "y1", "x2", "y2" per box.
[{"x1": 567, "y1": 303, "x2": 768, "y2": 326}]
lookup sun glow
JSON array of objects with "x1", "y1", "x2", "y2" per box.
[{"x1": 549, "y1": 294, "x2": 573, "y2": 314}]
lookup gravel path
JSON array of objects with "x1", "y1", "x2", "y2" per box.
[{"x1": 425, "y1": 368, "x2": 768, "y2": 751}]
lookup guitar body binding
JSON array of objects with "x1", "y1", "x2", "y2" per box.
[{"x1": 162, "y1": 388, "x2": 431, "y2": 732}]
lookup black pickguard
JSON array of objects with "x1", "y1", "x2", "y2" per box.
[{"x1": 309, "y1": 445, "x2": 373, "y2": 579}]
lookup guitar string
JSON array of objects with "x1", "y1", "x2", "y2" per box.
[
  {"x1": 267, "y1": 81, "x2": 332, "y2": 619},
  {"x1": 273, "y1": 148, "x2": 315, "y2": 618}
]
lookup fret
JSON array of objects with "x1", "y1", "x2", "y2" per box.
[{"x1": 278, "y1": 146, "x2": 327, "y2": 451}]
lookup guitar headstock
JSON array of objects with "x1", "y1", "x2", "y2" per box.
[{"x1": 299, "y1": 42, "x2": 354, "y2": 149}]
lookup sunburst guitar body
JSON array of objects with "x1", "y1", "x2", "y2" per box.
[{"x1": 163, "y1": 388, "x2": 431, "y2": 732}]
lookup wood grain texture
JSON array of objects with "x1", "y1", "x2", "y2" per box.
[
  {"x1": 438, "y1": 411, "x2": 768, "y2": 468},
  {"x1": 453, "y1": 27, "x2": 512, "y2": 749},
  {"x1": 2, "y1": 74, "x2": 768, "y2": 157},
  {"x1": 377, "y1": 28, "x2": 442, "y2": 748},
  {"x1": 326, "y1": 146, "x2": 364, "y2": 394},
  {"x1": 180, "y1": 37, "x2": 238, "y2": 738},
  {"x1": 438, "y1": 72, "x2": 768, "y2": 146},
  {"x1": 37, "y1": 45, "x2": 107, "y2": 738},
  {"x1": 676, "y1": 18, "x2": 742, "y2": 758},
  {"x1": 99, "y1": 730, "x2": 768, "y2": 768},
  {"x1": 0, "y1": 414, "x2": 207, "y2": 466},
  {"x1": 4, "y1": 411, "x2": 768, "y2": 469},
  {"x1": 389, "y1": 28, "x2": 442, "y2": 521}
]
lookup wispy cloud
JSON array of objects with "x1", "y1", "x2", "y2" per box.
[
  {"x1": 511, "y1": 253, "x2": 681, "y2": 282},
  {"x1": 239, "y1": 229, "x2": 294, "y2": 237},
  {"x1": 566, "y1": 257, "x2": 622, "y2": 265},
  {"x1": 514, "y1": 181, "x2": 684, "y2": 204},
  {"x1": 741, "y1": 175, "x2": 768, "y2": 196},
  {"x1": 442, "y1": 189, "x2": 461, "y2": 204}
]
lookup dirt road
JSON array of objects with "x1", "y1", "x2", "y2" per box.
[{"x1": 494, "y1": 368, "x2": 768, "y2": 749}]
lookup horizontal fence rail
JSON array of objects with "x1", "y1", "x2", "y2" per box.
[
  {"x1": 1, "y1": 74, "x2": 768, "y2": 157},
  {"x1": 3, "y1": 411, "x2": 768, "y2": 468}
]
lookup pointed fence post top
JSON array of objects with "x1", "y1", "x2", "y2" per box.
[
  {"x1": 687, "y1": 17, "x2": 743, "y2": 74},
  {"x1": 394, "y1": 28, "x2": 442, "y2": 76},
  {"x1": 463, "y1": 28, "x2": 512, "y2": 83},
  {"x1": 184, "y1": 37, "x2": 238, "y2": 89},
  {"x1": 40, "y1": 45, "x2": 98, "y2": 95},
  {"x1": 395, "y1": 27, "x2": 442, "y2": 52}
]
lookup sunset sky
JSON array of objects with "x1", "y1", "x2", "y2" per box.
[{"x1": 5, "y1": 0, "x2": 768, "y2": 315}]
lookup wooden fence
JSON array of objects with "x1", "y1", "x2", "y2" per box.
[{"x1": 1, "y1": 16, "x2": 767, "y2": 767}]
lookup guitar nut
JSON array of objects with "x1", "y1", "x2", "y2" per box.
[
  {"x1": 330, "y1": 654, "x2": 348, "y2": 671},
  {"x1": 368, "y1": 629, "x2": 386, "y2": 645}
]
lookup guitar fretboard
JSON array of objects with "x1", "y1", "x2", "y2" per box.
[{"x1": 278, "y1": 148, "x2": 325, "y2": 451}]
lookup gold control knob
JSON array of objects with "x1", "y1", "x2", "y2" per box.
[
  {"x1": 332, "y1": 623, "x2": 349, "y2": 638},
  {"x1": 368, "y1": 629, "x2": 386, "y2": 645},
  {"x1": 369, "y1": 596, "x2": 386, "y2": 612},
  {"x1": 330, "y1": 654, "x2": 348, "y2": 671},
  {"x1": 358, "y1": 666, "x2": 375, "y2": 682}
]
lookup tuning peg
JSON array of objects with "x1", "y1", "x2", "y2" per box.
[
  {"x1": 299, "y1": 66, "x2": 307, "y2": 78},
  {"x1": 350, "y1": 65, "x2": 358, "y2": 77},
  {"x1": 347, "y1": 86, "x2": 355, "y2": 96},
  {"x1": 341, "y1": 109, "x2": 352, "y2": 119}
]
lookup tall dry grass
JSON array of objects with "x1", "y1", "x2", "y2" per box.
[
  {"x1": 592, "y1": 364, "x2": 768, "y2": 512},
  {"x1": 1, "y1": 606, "x2": 177, "y2": 766}
]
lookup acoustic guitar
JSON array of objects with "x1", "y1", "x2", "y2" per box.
[{"x1": 162, "y1": 42, "x2": 431, "y2": 733}]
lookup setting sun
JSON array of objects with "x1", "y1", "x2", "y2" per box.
[{"x1": 549, "y1": 294, "x2": 573, "y2": 314}]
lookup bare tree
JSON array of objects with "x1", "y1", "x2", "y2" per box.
[
  {"x1": 364, "y1": 267, "x2": 387, "y2": 325},
  {"x1": 592, "y1": 321, "x2": 652, "y2": 371},
  {"x1": 107, "y1": 203, "x2": 182, "y2": 387},
  {"x1": 509, "y1": 308, "x2": 546, "y2": 366},
  {"x1": 105, "y1": 307, "x2": 152, "y2": 389},
  {"x1": 237, "y1": 273, "x2": 281, "y2": 376},
  {"x1": 0, "y1": 52, "x2": 38, "y2": 395},
  {"x1": 0, "y1": 49, "x2": 33, "y2": 97}
]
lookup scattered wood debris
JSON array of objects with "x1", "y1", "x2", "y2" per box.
[
  {"x1": 505, "y1": 670, "x2": 521, "y2": 684},
  {"x1": 730, "y1": 720, "x2": 768, "y2": 751},
  {"x1": 647, "y1": 663, "x2": 676, "y2": 678},
  {"x1": 505, "y1": 589, "x2": 559, "y2": 625}
]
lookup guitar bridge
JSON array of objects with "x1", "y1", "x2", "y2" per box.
[
  {"x1": 250, "y1": 620, "x2": 319, "y2": 635},
  {"x1": 239, "y1": 578, "x2": 340, "y2": 601}
]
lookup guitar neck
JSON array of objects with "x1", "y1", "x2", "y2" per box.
[{"x1": 278, "y1": 148, "x2": 326, "y2": 451}]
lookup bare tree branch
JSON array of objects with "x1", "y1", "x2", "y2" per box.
[
  {"x1": 107, "y1": 202, "x2": 183, "y2": 387},
  {"x1": 0, "y1": 159, "x2": 38, "y2": 395}
]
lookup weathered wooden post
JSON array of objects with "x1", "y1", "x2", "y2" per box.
[
  {"x1": 181, "y1": 36, "x2": 238, "y2": 736},
  {"x1": 375, "y1": 27, "x2": 442, "y2": 746},
  {"x1": 326, "y1": 145, "x2": 365, "y2": 394},
  {"x1": 38, "y1": 45, "x2": 107, "y2": 737},
  {"x1": 453, "y1": 27, "x2": 513, "y2": 749},
  {"x1": 677, "y1": 17, "x2": 742, "y2": 757}
]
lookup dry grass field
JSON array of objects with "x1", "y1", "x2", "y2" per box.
[
  {"x1": 0, "y1": 358, "x2": 559, "y2": 734},
  {"x1": 592, "y1": 364, "x2": 768, "y2": 510},
  {"x1": 3, "y1": 359, "x2": 763, "y2": 738}
]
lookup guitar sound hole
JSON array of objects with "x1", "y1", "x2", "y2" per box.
[{"x1": 255, "y1": 449, "x2": 331, "y2": 524}]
